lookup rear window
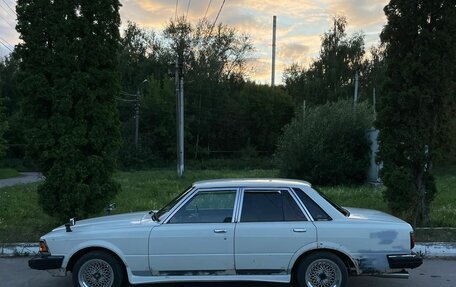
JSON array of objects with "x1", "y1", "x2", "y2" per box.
[{"x1": 293, "y1": 188, "x2": 332, "y2": 221}]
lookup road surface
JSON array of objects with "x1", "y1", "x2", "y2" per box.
[
  {"x1": 0, "y1": 257, "x2": 454, "y2": 287},
  {"x1": 0, "y1": 172, "x2": 43, "y2": 188}
]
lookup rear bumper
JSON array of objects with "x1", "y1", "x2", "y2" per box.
[
  {"x1": 387, "y1": 254, "x2": 423, "y2": 269},
  {"x1": 28, "y1": 253, "x2": 64, "y2": 270}
]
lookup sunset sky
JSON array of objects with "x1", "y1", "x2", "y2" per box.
[{"x1": 0, "y1": 0, "x2": 389, "y2": 84}]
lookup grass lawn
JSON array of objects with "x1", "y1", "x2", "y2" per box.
[
  {"x1": 0, "y1": 168, "x2": 20, "y2": 180},
  {"x1": 0, "y1": 167, "x2": 454, "y2": 243}
]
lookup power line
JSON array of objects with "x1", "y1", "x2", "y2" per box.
[
  {"x1": 210, "y1": 0, "x2": 225, "y2": 35},
  {"x1": 204, "y1": 0, "x2": 212, "y2": 18},
  {"x1": 0, "y1": 35, "x2": 13, "y2": 51},
  {"x1": 185, "y1": 0, "x2": 191, "y2": 20},
  {"x1": 0, "y1": 38, "x2": 12, "y2": 52},
  {"x1": 0, "y1": 1, "x2": 16, "y2": 19},
  {"x1": 0, "y1": 12, "x2": 15, "y2": 29},
  {"x1": 0, "y1": 0, "x2": 15, "y2": 16}
]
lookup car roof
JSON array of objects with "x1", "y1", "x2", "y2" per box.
[{"x1": 193, "y1": 178, "x2": 312, "y2": 189}]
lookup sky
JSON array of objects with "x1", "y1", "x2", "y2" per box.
[{"x1": 0, "y1": 0, "x2": 389, "y2": 84}]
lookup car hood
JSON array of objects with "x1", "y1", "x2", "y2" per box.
[
  {"x1": 346, "y1": 207, "x2": 407, "y2": 224},
  {"x1": 52, "y1": 211, "x2": 154, "y2": 232}
]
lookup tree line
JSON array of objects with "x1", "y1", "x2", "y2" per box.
[{"x1": 0, "y1": 1, "x2": 455, "y2": 226}]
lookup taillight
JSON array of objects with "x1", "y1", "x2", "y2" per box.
[
  {"x1": 39, "y1": 240, "x2": 49, "y2": 253},
  {"x1": 410, "y1": 232, "x2": 416, "y2": 249}
]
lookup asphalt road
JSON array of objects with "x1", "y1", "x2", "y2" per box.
[
  {"x1": 0, "y1": 257, "x2": 455, "y2": 287},
  {"x1": 0, "y1": 172, "x2": 43, "y2": 188}
]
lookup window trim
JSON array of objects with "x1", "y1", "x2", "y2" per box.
[
  {"x1": 236, "y1": 188, "x2": 312, "y2": 223},
  {"x1": 163, "y1": 188, "x2": 240, "y2": 224}
]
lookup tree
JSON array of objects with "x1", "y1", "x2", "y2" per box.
[
  {"x1": 284, "y1": 16, "x2": 366, "y2": 106},
  {"x1": 1, "y1": 55, "x2": 29, "y2": 164},
  {"x1": 377, "y1": 0, "x2": 456, "y2": 226},
  {"x1": 274, "y1": 99, "x2": 374, "y2": 185},
  {"x1": 238, "y1": 83, "x2": 294, "y2": 153},
  {"x1": 0, "y1": 58, "x2": 9, "y2": 158},
  {"x1": 119, "y1": 21, "x2": 166, "y2": 93},
  {"x1": 16, "y1": 0, "x2": 122, "y2": 220}
]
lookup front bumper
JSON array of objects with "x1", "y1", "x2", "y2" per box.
[
  {"x1": 28, "y1": 253, "x2": 64, "y2": 270},
  {"x1": 387, "y1": 254, "x2": 423, "y2": 269}
]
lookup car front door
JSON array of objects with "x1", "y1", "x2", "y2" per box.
[
  {"x1": 234, "y1": 188, "x2": 317, "y2": 274},
  {"x1": 149, "y1": 188, "x2": 238, "y2": 275}
]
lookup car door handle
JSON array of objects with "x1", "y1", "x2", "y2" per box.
[
  {"x1": 214, "y1": 229, "x2": 227, "y2": 234},
  {"x1": 293, "y1": 228, "x2": 307, "y2": 233}
]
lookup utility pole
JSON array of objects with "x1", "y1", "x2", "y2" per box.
[
  {"x1": 373, "y1": 87, "x2": 377, "y2": 115},
  {"x1": 175, "y1": 59, "x2": 182, "y2": 177},
  {"x1": 134, "y1": 90, "x2": 140, "y2": 148},
  {"x1": 174, "y1": 53, "x2": 185, "y2": 177},
  {"x1": 271, "y1": 15, "x2": 277, "y2": 87},
  {"x1": 353, "y1": 70, "x2": 359, "y2": 104},
  {"x1": 134, "y1": 79, "x2": 148, "y2": 148},
  {"x1": 179, "y1": 70, "x2": 185, "y2": 176}
]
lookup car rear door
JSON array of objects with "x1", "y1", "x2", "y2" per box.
[
  {"x1": 149, "y1": 188, "x2": 238, "y2": 275},
  {"x1": 234, "y1": 188, "x2": 317, "y2": 274}
]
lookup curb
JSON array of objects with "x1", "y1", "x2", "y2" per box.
[
  {"x1": 1, "y1": 243, "x2": 39, "y2": 257},
  {"x1": 1, "y1": 242, "x2": 456, "y2": 258},
  {"x1": 413, "y1": 242, "x2": 456, "y2": 258}
]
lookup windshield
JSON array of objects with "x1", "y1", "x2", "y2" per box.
[
  {"x1": 314, "y1": 187, "x2": 350, "y2": 217},
  {"x1": 154, "y1": 186, "x2": 193, "y2": 220}
]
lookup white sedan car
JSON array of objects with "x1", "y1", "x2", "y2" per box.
[{"x1": 29, "y1": 179, "x2": 422, "y2": 287}]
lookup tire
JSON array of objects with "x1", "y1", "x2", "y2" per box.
[
  {"x1": 296, "y1": 251, "x2": 348, "y2": 287},
  {"x1": 72, "y1": 251, "x2": 125, "y2": 287}
]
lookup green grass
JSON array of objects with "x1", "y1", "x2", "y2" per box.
[
  {"x1": 0, "y1": 169, "x2": 277, "y2": 242},
  {"x1": 0, "y1": 183, "x2": 59, "y2": 243},
  {"x1": 113, "y1": 169, "x2": 277, "y2": 214},
  {"x1": 0, "y1": 168, "x2": 20, "y2": 179},
  {"x1": 429, "y1": 165, "x2": 456, "y2": 227},
  {"x1": 0, "y1": 167, "x2": 454, "y2": 243}
]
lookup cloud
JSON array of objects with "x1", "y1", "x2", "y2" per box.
[
  {"x1": 278, "y1": 43, "x2": 310, "y2": 63},
  {"x1": 320, "y1": 0, "x2": 388, "y2": 27},
  {"x1": 0, "y1": 0, "x2": 389, "y2": 84}
]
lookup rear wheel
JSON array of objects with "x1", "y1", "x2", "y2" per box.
[
  {"x1": 296, "y1": 251, "x2": 348, "y2": 287},
  {"x1": 72, "y1": 251, "x2": 124, "y2": 287}
]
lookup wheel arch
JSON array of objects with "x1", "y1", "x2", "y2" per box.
[
  {"x1": 290, "y1": 247, "x2": 359, "y2": 278},
  {"x1": 66, "y1": 246, "x2": 127, "y2": 274}
]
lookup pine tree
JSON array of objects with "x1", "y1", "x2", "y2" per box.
[
  {"x1": 377, "y1": 0, "x2": 456, "y2": 226},
  {"x1": 16, "y1": 0, "x2": 122, "y2": 220}
]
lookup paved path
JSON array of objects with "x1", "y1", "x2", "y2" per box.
[
  {"x1": 0, "y1": 257, "x2": 454, "y2": 287},
  {"x1": 0, "y1": 172, "x2": 43, "y2": 188}
]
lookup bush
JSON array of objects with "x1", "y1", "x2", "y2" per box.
[{"x1": 274, "y1": 100, "x2": 374, "y2": 185}]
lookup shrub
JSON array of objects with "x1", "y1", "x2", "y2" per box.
[{"x1": 274, "y1": 100, "x2": 374, "y2": 185}]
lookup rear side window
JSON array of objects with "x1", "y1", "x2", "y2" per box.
[
  {"x1": 293, "y1": 188, "x2": 332, "y2": 221},
  {"x1": 241, "y1": 190, "x2": 307, "y2": 222}
]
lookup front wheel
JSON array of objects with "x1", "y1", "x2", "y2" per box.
[
  {"x1": 72, "y1": 251, "x2": 124, "y2": 287},
  {"x1": 296, "y1": 251, "x2": 348, "y2": 287}
]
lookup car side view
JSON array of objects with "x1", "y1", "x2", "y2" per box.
[{"x1": 29, "y1": 178, "x2": 422, "y2": 287}]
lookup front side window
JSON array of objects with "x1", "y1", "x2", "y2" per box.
[
  {"x1": 240, "y1": 190, "x2": 307, "y2": 222},
  {"x1": 168, "y1": 190, "x2": 236, "y2": 224}
]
